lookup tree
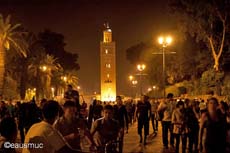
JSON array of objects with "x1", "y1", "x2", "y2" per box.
[
  {"x1": 7, "y1": 32, "x2": 39, "y2": 100},
  {"x1": 169, "y1": 0, "x2": 230, "y2": 71},
  {"x1": 0, "y1": 14, "x2": 27, "y2": 97},
  {"x1": 28, "y1": 52, "x2": 62, "y2": 100},
  {"x1": 41, "y1": 54, "x2": 62, "y2": 99},
  {"x1": 201, "y1": 68, "x2": 224, "y2": 95},
  {"x1": 38, "y1": 29, "x2": 80, "y2": 71}
]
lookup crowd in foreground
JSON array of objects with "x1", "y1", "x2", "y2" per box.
[{"x1": 0, "y1": 85, "x2": 229, "y2": 153}]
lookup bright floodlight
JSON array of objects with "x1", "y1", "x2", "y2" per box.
[
  {"x1": 158, "y1": 37, "x2": 164, "y2": 44},
  {"x1": 148, "y1": 88, "x2": 152, "y2": 92},
  {"x1": 166, "y1": 36, "x2": 172, "y2": 44},
  {"x1": 137, "y1": 64, "x2": 146, "y2": 71},
  {"x1": 132, "y1": 80, "x2": 138, "y2": 85},
  {"x1": 129, "y1": 75, "x2": 134, "y2": 81},
  {"x1": 41, "y1": 65, "x2": 47, "y2": 71}
]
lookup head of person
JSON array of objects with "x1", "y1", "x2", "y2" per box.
[
  {"x1": 0, "y1": 117, "x2": 17, "y2": 142},
  {"x1": 116, "y1": 96, "x2": 122, "y2": 105},
  {"x1": 42, "y1": 100, "x2": 60, "y2": 124},
  {"x1": 0, "y1": 101, "x2": 5, "y2": 108},
  {"x1": 103, "y1": 105, "x2": 114, "y2": 121},
  {"x1": 67, "y1": 84, "x2": 73, "y2": 91},
  {"x1": 92, "y1": 99, "x2": 97, "y2": 105},
  {"x1": 141, "y1": 95, "x2": 149, "y2": 102},
  {"x1": 40, "y1": 98, "x2": 47, "y2": 108},
  {"x1": 220, "y1": 101, "x2": 229, "y2": 112},
  {"x1": 207, "y1": 97, "x2": 219, "y2": 113},
  {"x1": 167, "y1": 93, "x2": 174, "y2": 100},
  {"x1": 176, "y1": 100, "x2": 184, "y2": 110},
  {"x1": 63, "y1": 101, "x2": 77, "y2": 119}
]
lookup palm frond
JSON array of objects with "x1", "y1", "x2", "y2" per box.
[{"x1": 7, "y1": 37, "x2": 27, "y2": 57}]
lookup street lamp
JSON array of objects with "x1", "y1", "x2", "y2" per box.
[
  {"x1": 131, "y1": 80, "x2": 138, "y2": 98},
  {"x1": 51, "y1": 87, "x2": 55, "y2": 98},
  {"x1": 137, "y1": 64, "x2": 146, "y2": 96},
  {"x1": 152, "y1": 85, "x2": 157, "y2": 98},
  {"x1": 158, "y1": 36, "x2": 172, "y2": 98},
  {"x1": 137, "y1": 64, "x2": 146, "y2": 72},
  {"x1": 129, "y1": 75, "x2": 134, "y2": 81},
  {"x1": 40, "y1": 65, "x2": 48, "y2": 72},
  {"x1": 131, "y1": 80, "x2": 138, "y2": 86},
  {"x1": 147, "y1": 87, "x2": 152, "y2": 92}
]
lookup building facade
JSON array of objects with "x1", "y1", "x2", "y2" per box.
[{"x1": 100, "y1": 24, "x2": 116, "y2": 101}]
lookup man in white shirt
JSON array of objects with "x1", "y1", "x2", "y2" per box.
[
  {"x1": 157, "y1": 93, "x2": 175, "y2": 149},
  {"x1": 22, "y1": 100, "x2": 81, "y2": 153}
]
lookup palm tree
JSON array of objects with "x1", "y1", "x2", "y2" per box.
[
  {"x1": 0, "y1": 14, "x2": 27, "y2": 97},
  {"x1": 28, "y1": 52, "x2": 62, "y2": 100},
  {"x1": 63, "y1": 70, "x2": 79, "y2": 87}
]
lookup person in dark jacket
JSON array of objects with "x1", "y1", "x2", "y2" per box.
[
  {"x1": 199, "y1": 97, "x2": 227, "y2": 153},
  {"x1": 113, "y1": 96, "x2": 129, "y2": 153},
  {"x1": 134, "y1": 95, "x2": 151, "y2": 145},
  {"x1": 0, "y1": 117, "x2": 17, "y2": 153}
]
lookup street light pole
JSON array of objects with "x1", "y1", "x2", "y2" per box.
[
  {"x1": 162, "y1": 46, "x2": 166, "y2": 98},
  {"x1": 153, "y1": 85, "x2": 156, "y2": 98},
  {"x1": 137, "y1": 64, "x2": 146, "y2": 96},
  {"x1": 158, "y1": 36, "x2": 172, "y2": 98}
]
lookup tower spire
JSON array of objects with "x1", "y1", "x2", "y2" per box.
[
  {"x1": 103, "y1": 22, "x2": 112, "y2": 43},
  {"x1": 104, "y1": 22, "x2": 110, "y2": 29}
]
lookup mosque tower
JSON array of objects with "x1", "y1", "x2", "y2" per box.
[{"x1": 100, "y1": 23, "x2": 116, "y2": 101}]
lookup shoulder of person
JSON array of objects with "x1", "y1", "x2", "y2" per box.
[
  {"x1": 201, "y1": 112, "x2": 208, "y2": 121},
  {"x1": 0, "y1": 136, "x2": 6, "y2": 148},
  {"x1": 53, "y1": 117, "x2": 62, "y2": 127},
  {"x1": 95, "y1": 117, "x2": 104, "y2": 125},
  {"x1": 72, "y1": 90, "x2": 79, "y2": 94},
  {"x1": 122, "y1": 105, "x2": 127, "y2": 109},
  {"x1": 111, "y1": 119, "x2": 120, "y2": 128}
]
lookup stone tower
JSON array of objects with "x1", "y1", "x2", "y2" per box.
[{"x1": 100, "y1": 23, "x2": 116, "y2": 101}]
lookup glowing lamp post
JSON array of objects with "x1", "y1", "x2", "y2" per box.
[
  {"x1": 137, "y1": 64, "x2": 146, "y2": 96},
  {"x1": 158, "y1": 36, "x2": 172, "y2": 98}
]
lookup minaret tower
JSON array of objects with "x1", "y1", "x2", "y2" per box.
[{"x1": 100, "y1": 23, "x2": 116, "y2": 101}]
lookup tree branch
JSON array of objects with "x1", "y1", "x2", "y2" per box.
[
  {"x1": 217, "y1": 19, "x2": 226, "y2": 59},
  {"x1": 208, "y1": 36, "x2": 217, "y2": 60}
]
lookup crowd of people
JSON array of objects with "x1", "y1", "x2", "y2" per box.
[{"x1": 0, "y1": 85, "x2": 230, "y2": 153}]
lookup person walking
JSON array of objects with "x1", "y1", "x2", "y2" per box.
[
  {"x1": 150, "y1": 99, "x2": 159, "y2": 133},
  {"x1": 157, "y1": 93, "x2": 175, "y2": 149},
  {"x1": 134, "y1": 95, "x2": 151, "y2": 145},
  {"x1": 172, "y1": 101, "x2": 188, "y2": 153},
  {"x1": 199, "y1": 97, "x2": 227, "y2": 153},
  {"x1": 113, "y1": 96, "x2": 129, "y2": 153}
]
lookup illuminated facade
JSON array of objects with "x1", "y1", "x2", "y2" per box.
[{"x1": 100, "y1": 24, "x2": 116, "y2": 101}]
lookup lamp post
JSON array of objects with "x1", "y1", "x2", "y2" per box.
[
  {"x1": 131, "y1": 80, "x2": 138, "y2": 98},
  {"x1": 158, "y1": 36, "x2": 172, "y2": 98},
  {"x1": 137, "y1": 64, "x2": 146, "y2": 96},
  {"x1": 129, "y1": 75, "x2": 134, "y2": 81},
  {"x1": 40, "y1": 65, "x2": 50, "y2": 99},
  {"x1": 128, "y1": 75, "x2": 138, "y2": 98},
  {"x1": 152, "y1": 85, "x2": 156, "y2": 98}
]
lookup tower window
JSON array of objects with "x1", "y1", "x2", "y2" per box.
[
  {"x1": 107, "y1": 74, "x2": 110, "y2": 78},
  {"x1": 105, "y1": 49, "x2": 108, "y2": 54},
  {"x1": 106, "y1": 64, "x2": 111, "y2": 68}
]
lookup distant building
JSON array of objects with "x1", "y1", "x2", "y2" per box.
[{"x1": 100, "y1": 23, "x2": 116, "y2": 101}]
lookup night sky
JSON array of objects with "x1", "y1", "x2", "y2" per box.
[{"x1": 0, "y1": 0, "x2": 174, "y2": 96}]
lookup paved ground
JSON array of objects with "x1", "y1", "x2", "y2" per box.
[
  {"x1": 123, "y1": 121, "x2": 175, "y2": 153},
  {"x1": 16, "y1": 121, "x2": 177, "y2": 153}
]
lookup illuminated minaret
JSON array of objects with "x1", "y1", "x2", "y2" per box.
[{"x1": 100, "y1": 23, "x2": 116, "y2": 101}]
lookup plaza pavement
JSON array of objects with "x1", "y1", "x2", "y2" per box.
[
  {"x1": 15, "y1": 121, "x2": 176, "y2": 153},
  {"x1": 123, "y1": 121, "x2": 175, "y2": 153}
]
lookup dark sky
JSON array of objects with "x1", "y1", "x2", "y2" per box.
[{"x1": 0, "y1": 0, "x2": 174, "y2": 96}]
